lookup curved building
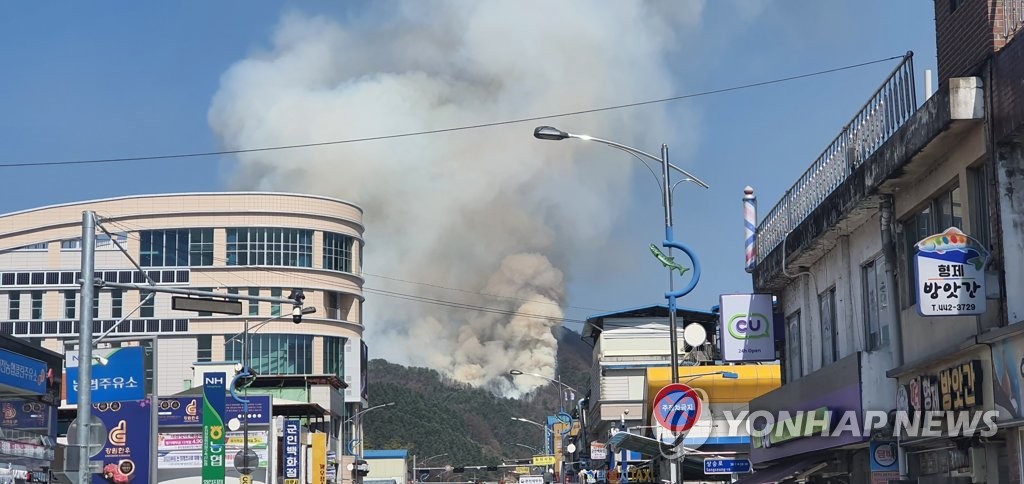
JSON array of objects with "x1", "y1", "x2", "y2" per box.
[{"x1": 0, "y1": 192, "x2": 369, "y2": 477}]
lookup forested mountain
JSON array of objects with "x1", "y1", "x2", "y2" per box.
[{"x1": 362, "y1": 328, "x2": 592, "y2": 468}]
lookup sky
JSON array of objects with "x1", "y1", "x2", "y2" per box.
[{"x1": 0, "y1": 1, "x2": 939, "y2": 393}]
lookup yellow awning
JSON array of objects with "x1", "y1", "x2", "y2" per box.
[{"x1": 646, "y1": 365, "x2": 781, "y2": 404}]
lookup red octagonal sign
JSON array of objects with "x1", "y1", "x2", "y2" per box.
[{"x1": 653, "y1": 383, "x2": 702, "y2": 433}]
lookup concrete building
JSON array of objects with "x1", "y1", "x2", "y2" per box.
[
  {"x1": 745, "y1": 1, "x2": 1024, "y2": 482},
  {"x1": 0, "y1": 192, "x2": 369, "y2": 481},
  {"x1": 581, "y1": 305, "x2": 782, "y2": 483},
  {"x1": 363, "y1": 449, "x2": 410, "y2": 484}
]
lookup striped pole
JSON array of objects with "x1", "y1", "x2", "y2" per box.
[{"x1": 744, "y1": 186, "x2": 757, "y2": 273}]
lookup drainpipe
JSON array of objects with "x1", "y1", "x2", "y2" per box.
[{"x1": 880, "y1": 195, "x2": 907, "y2": 478}]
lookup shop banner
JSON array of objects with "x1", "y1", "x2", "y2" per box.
[
  {"x1": 914, "y1": 227, "x2": 989, "y2": 317},
  {"x1": 311, "y1": 433, "x2": 327, "y2": 484},
  {"x1": 66, "y1": 347, "x2": 145, "y2": 404},
  {"x1": 202, "y1": 373, "x2": 226, "y2": 484},
  {"x1": 0, "y1": 399, "x2": 50, "y2": 429},
  {"x1": 718, "y1": 294, "x2": 776, "y2": 362},
  {"x1": 283, "y1": 420, "x2": 301, "y2": 484},
  {"x1": 0, "y1": 348, "x2": 48, "y2": 395},
  {"x1": 158, "y1": 395, "x2": 271, "y2": 427},
  {"x1": 92, "y1": 398, "x2": 153, "y2": 484}
]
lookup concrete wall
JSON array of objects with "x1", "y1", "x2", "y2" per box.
[{"x1": 365, "y1": 458, "x2": 408, "y2": 484}]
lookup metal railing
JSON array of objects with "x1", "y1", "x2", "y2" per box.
[
  {"x1": 755, "y1": 52, "x2": 917, "y2": 265},
  {"x1": 1006, "y1": 0, "x2": 1024, "y2": 41}
]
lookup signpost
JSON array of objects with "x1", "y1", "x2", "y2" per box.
[
  {"x1": 66, "y1": 347, "x2": 145, "y2": 404},
  {"x1": 202, "y1": 373, "x2": 227, "y2": 484},
  {"x1": 914, "y1": 227, "x2": 989, "y2": 317},
  {"x1": 531, "y1": 455, "x2": 556, "y2": 466},
  {"x1": 653, "y1": 383, "x2": 702, "y2": 433},
  {"x1": 703, "y1": 458, "x2": 751, "y2": 475},
  {"x1": 284, "y1": 420, "x2": 301, "y2": 484},
  {"x1": 93, "y1": 398, "x2": 153, "y2": 484}
]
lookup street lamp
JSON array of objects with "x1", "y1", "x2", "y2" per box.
[
  {"x1": 534, "y1": 126, "x2": 709, "y2": 386},
  {"x1": 508, "y1": 369, "x2": 582, "y2": 406},
  {"x1": 413, "y1": 453, "x2": 448, "y2": 483},
  {"x1": 683, "y1": 371, "x2": 739, "y2": 385},
  {"x1": 511, "y1": 417, "x2": 554, "y2": 455},
  {"x1": 513, "y1": 443, "x2": 541, "y2": 454},
  {"x1": 343, "y1": 402, "x2": 396, "y2": 484},
  {"x1": 227, "y1": 307, "x2": 319, "y2": 477}
]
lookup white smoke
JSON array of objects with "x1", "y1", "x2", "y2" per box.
[{"x1": 208, "y1": 1, "x2": 702, "y2": 397}]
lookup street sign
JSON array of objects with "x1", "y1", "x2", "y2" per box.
[
  {"x1": 653, "y1": 383, "x2": 702, "y2": 433},
  {"x1": 514, "y1": 467, "x2": 531, "y2": 474},
  {"x1": 704, "y1": 458, "x2": 751, "y2": 474},
  {"x1": 173, "y1": 296, "x2": 243, "y2": 315},
  {"x1": 519, "y1": 476, "x2": 544, "y2": 484},
  {"x1": 590, "y1": 443, "x2": 607, "y2": 460},
  {"x1": 532, "y1": 455, "x2": 556, "y2": 466}
]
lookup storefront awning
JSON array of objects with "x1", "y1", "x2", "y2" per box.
[
  {"x1": 731, "y1": 457, "x2": 829, "y2": 484},
  {"x1": 647, "y1": 365, "x2": 781, "y2": 404},
  {"x1": 608, "y1": 431, "x2": 672, "y2": 457}
]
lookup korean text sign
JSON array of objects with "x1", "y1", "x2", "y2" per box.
[
  {"x1": 92, "y1": 398, "x2": 153, "y2": 484},
  {"x1": 914, "y1": 227, "x2": 988, "y2": 316},
  {"x1": 66, "y1": 347, "x2": 144, "y2": 404},
  {"x1": 0, "y1": 348, "x2": 48, "y2": 395},
  {"x1": 202, "y1": 373, "x2": 226, "y2": 484},
  {"x1": 284, "y1": 419, "x2": 301, "y2": 484}
]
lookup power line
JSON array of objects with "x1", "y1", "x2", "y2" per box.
[{"x1": 0, "y1": 55, "x2": 904, "y2": 169}]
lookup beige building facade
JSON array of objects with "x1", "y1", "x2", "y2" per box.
[{"x1": 0, "y1": 190, "x2": 367, "y2": 404}]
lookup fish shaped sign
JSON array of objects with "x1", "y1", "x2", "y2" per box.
[{"x1": 914, "y1": 227, "x2": 989, "y2": 317}]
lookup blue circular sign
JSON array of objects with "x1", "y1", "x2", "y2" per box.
[{"x1": 653, "y1": 383, "x2": 701, "y2": 433}]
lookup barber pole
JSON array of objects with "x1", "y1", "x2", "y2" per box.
[{"x1": 744, "y1": 186, "x2": 756, "y2": 273}]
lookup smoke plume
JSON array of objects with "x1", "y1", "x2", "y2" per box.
[{"x1": 209, "y1": 1, "x2": 700, "y2": 397}]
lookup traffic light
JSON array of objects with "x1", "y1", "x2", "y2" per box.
[
  {"x1": 486, "y1": 466, "x2": 498, "y2": 472},
  {"x1": 453, "y1": 467, "x2": 465, "y2": 474}
]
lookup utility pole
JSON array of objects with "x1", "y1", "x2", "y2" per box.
[{"x1": 74, "y1": 210, "x2": 311, "y2": 483}]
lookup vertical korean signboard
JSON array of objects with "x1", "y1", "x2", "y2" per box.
[
  {"x1": 93, "y1": 398, "x2": 153, "y2": 484},
  {"x1": 719, "y1": 294, "x2": 775, "y2": 361},
  {"x1": 914, "y1": 227, "x2": 989, "y2": 316},
  {"x1": 311, "y1": 432, "x2": 327, "y2": 484},
  {"x1": 284, "y1": 419, "x2": 301, "y2": 484},
  {"x1": 202, "y1": 373, "x2": 226, "y2": 484}
]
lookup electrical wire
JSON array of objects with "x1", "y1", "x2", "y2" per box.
[
  {"x1": 0, "y1": 55, "x2": 905, "y2": 169},
  {"x1": 95, "y1": 218, "x2": 701, "y2": 333}
]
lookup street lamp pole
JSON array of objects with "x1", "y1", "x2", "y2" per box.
[
  {"x1": 533, "y1": 126, "x2": 708, "y2": 385},
  {"x1": 77, "y1": 211, "x2": 97, "y2": 484},
  {"x1": 511, "y1": 417, "x2": 553, "y2": 455},
  {"x1": 342, "y1": 402, "x2": 396, "y2": 483}
]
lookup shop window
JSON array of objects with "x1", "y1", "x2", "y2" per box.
[
  {"x1": 863, "y1": 256, "x2": 891, "y2": 351},
  {"x1": 901, "y1": 185, "x2": 962, "y2": 307}
]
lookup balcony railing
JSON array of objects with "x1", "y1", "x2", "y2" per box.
[{"x1": 755, "y1": 53, "x2": 917, "y2": 265}]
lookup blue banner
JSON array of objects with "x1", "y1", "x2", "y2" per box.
[
  {"x1": 0, "y1": 348, "x2": 48, "y2": 395},
  {"x1": 704, "y1": 458, "x2": 751, "y2": 474},
  {"x1": 283, "y1": 419, "x2": 301, "y2": 484},
  {"x1": 67, "y1": 347, "x2": 145, "y2": 404},
  {"x1": 158, "y1": 395, "x2": 271, "y2": 426},
  {"x1": 92, "y1": 398, "x2": 153, "y2": 484},
  {"x1": 0, "y1": 399, "x2": 50, "y2": 429},
  {"x1": 870, "y1": 440, "x2": 899, "y2": 472}
]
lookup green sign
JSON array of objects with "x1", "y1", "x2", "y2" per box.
[
  {"x1": 751, "y1": 407, "x2": 831, "y2": 449},
  {"x1": 202, "y1": 372, "x2": 227, "y2": 484}
]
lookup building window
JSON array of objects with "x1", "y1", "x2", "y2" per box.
[
  {"x1": 8, "y1": 291, "x2": 20, "y2": 320},
  {"x1": 271, "y1": 288, "x2": 282, "y2": 317},
  {"x1": 786, "y1": 311, "x2": 802, "y2": 381},
  {"x1": 140, "y1": 229, "x2": 214, "y2": 267},
  {"x1": 901, "y1": 185, "x2": 963, "y2": 307},
  {"x1": 189, "y1": 229, "x2": 215, "y2": 266},
  {"x1": 64, "y1": 290, "x2": 77, "y2": 319},
  {"x1": 819, "y1": 287, "x2": 838, "y2": 365},
  {"x1": 323, "y1": 233, "x2": 354, "y2": 273},
  {"x1": 93, "y1": 292, "x2": 100, "y2": 319},
  {"x1": 248, "y1": 288, "x2": 259, "y2": 316},
  {"x1": 324, "y1": 336, "x2": 347, "y2": 378},
  {"x1": 140, "y1": 291, "x2": 155, "y2": 318},
  {"x1": 197, "y1": 335, "x2": 212, "y2": 363},
  {"x1": 112, "y1": 290, "x2": 123, "y2": 319},
  {"x1": 225, "y1": 334, "x2": 313, "y2": 375},
  {"x1": 968, "y1": 166, "x2": 991, "y2": 251},
  {"x1": 863, "y1": 257, "x2": 891, "y2": 351},
  {"x1": 30, "y1": 291, "x2": 42, "y2": 319},
  {"x1": 226, "y1": 228, "x2": 313, "y2": 267}
]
